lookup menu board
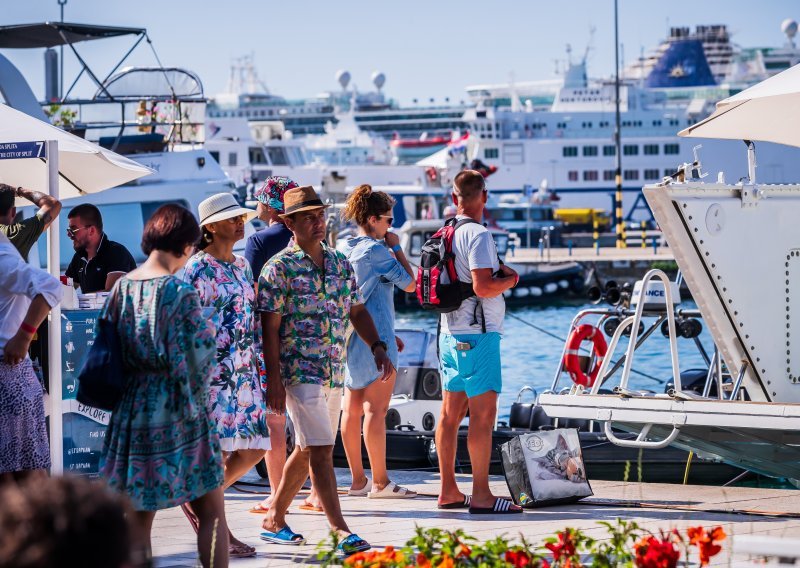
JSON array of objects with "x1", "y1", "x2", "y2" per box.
[{"x1": 60, "y1": 309, "x2": 109, "y2": 477}]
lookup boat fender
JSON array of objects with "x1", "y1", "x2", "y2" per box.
[
  {"x1": 425, "y1": 166, "x2": 438, "y2": 183},
  {"x1": 563, "y1": 324, "x2": 608, "y2": 388}
]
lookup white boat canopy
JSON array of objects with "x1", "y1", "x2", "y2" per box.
[{"x1": 679, "y1": 62, "x2": 800, "y2": 148}]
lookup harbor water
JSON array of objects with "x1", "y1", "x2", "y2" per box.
[{"x1": 397, "y1": 300, "x2": 712, "y2": 421}]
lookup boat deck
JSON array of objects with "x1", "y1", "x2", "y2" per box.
[
  {"x1": 152, "y1": 469, "x2": 800, "y2": 567},
  {"x1": 508, "y1": 246, "x2": 674, "y2": 264}
]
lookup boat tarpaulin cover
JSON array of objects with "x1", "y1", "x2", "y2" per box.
[{"x1": 0, "y1": 22, "x2": 144, "y2": 49}]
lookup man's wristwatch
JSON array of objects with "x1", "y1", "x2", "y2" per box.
[{"x1": 370, "y1": 340, "x2": 388, "y2": 355}]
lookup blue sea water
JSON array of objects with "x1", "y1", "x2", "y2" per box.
[{"x1": 396, "y1": 301, "x2": 713, "y2": 420}]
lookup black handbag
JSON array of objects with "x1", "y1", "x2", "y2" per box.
[{"x1": 76, "y1": 294, "x2": 125, "y2": 411}]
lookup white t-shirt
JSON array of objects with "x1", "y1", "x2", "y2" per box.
[{"x1": 440, "y1": 216, "x2": 505, "y2": 335}]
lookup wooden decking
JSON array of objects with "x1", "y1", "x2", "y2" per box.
[{"x1": 151, "y1": 469, "x2": 800, "y2": 567}]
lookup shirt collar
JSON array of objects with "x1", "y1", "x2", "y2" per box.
[{"x1": 79, "y1": 232, "x2": 107, "y2": 260}]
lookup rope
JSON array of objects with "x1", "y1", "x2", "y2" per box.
[{"x1": 505, "y1": 310, "x2": 664, "y2": 383}]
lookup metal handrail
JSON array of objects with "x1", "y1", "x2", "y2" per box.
[{"x1": 603, "y1": 422, "x2": 681, "y2": 449}]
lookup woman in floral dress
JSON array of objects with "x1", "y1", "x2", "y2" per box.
[
  {"x1": 100, "y1": 204, "x2": 228, "y2": 568},
  {"x1": 183, "y1": 193, "x2": 270, "y2": 558}
]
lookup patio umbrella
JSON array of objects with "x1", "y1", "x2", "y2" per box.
[
  {"x1": 679, "y1": 63, "x2": 800, "y2": 148},
  {"x1": 0, "y1": 102, "x2": 152, "y2": 475},
  {"x1": 0, "y1": 103, "x2": 153, "y2": 204}
]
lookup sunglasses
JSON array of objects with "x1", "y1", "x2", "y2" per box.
[
  {"x1": 66, "y1": 225, "x2": 91, "y2": 238},
  {"x1": 379, "y1": 215, "x2": 394, "y2": 225},
  {"x1": 223, "y1": 214, "x2": 248, "y2": 224}
]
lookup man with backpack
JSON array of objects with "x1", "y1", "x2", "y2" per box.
[{"x1": 431, "y1": 170, "x2": 523, "y2": 514}]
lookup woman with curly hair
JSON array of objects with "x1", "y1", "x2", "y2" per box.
[{"x1": 338, "y1": 185, "x2": 417, "y2": 499}]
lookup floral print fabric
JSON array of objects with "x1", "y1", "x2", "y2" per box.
[
  {"x1": 183, "y1": 252, "x2": 270, "y2": 451},
  {"x1": 257, "y1": 242, "x2": 363, "y2": 388},
  {"x1": 100, "y1": 276, "x2": 223, "y2": 511}
]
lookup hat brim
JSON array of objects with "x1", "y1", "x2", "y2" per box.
[
  {"x1": 278, "y1": 203, "x2": 330, "y2": 218},
  {"x1": 200, "y1": 207, "x2": 258, "y2": 227}
]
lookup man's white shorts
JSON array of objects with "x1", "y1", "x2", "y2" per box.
[{"x1": 285, "y1": 384, "x2": 343, "y2": 449}]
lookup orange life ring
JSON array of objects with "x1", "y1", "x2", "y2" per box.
[{"x1": 563, "y1": 324, "x2": 608, "y2": 388}]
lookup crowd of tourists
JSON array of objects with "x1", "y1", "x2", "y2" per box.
[{"x1": 0, "y1": 170, "x2": 520, "y2": 567}]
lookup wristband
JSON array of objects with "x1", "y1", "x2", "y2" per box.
[
  {"x1": 20, "y1": 322, "x2": 37, "y2": 335},
  {"x1": 391, "y1": 244, "x2": 402, "y2": 254},
  {"x1": 371, "y1": 340, "x2": 388, "y2": 355}
]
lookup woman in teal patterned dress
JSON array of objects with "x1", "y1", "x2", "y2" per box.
[
  {"x1": 100, "y1": 204, "x2": 228, "y2": 568},
  {"x1": 183, "y1": 193, "x2": 270, "y2": 558}
]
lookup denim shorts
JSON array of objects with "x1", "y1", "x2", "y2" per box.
[{"x1": 439, "y1": 332, "x2": 502, "y2": 398}]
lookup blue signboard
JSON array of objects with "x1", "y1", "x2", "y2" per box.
[
  {"x1": 0, "y1": 141, "x2": 46, "y2": 160},
  {"x1": 60, "y1": 309, "x2": 108, "y2": 477}
]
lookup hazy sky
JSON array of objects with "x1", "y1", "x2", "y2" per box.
[{"x1": 2, "y1": 0, "x2": 797, "y2": 105}]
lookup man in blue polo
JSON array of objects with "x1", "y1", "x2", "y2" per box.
[{"x1": 434, "y1": 169, "x2": 523, "y2": 515}]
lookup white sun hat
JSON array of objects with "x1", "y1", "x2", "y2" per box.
[{"x1": 198, "y1": 192, "x2": 257, "y2": 226}]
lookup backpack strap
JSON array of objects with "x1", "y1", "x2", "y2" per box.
[{"x1": 450, "y1": 217, "x2": 486, "y2": 331}]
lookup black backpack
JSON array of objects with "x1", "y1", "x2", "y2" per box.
[{"x1": 416, "y1": 217, "x2": 480, "y2": 313}]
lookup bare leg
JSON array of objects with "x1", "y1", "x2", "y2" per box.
[
  {"x1": 362, "y1": 373, "x2": 396, "y2": 490},
  {"x1": 262, "y1": 445, "x2": 311, "y2": 533},
  {"x1": 435, "y1": 390, "x2": 469, "y2": 505},
  {"x1": 259, "y1": 413, "x2": 287, "y2": 508},
  {"x1": 130, "y1": 510, "x2": 157, "y2": 568},
  {"x1": 308, "y1": 445, "x2": 350, "y2": 535},
  {"x1": 223, "y1": 448, "x2": 266, "y2": 549},
  {"x1": 341, "y1": 386, "x2": 368, "y2": 491},
  {"x1": 190, "y1": 488, "x2": 230, "y2": 568},
  {"x1": 466, "y1": 390, "x2": 498, "y2": 508}
]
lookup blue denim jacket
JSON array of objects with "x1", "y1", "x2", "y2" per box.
[{"x1": 340, "y1": 236, "x2": 414, "y2": 389}]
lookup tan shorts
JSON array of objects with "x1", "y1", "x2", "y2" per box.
[{"x1": 285, "y1": 384, "x2": 343, "y2": 449}]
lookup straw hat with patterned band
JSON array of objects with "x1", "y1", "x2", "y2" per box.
[
  {"x1": 279, "y1": 186, "x2": 330, "y2": 217},
  {"x1": 198, "y1": 193, "x2": 257, "y2": 226}
]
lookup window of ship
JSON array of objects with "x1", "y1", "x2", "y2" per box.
[
  {"x1": 603, "y1": 145, "x2": 616, "y2": 156},
  {"x1": 485, "y1": 148, "x2": 499, "y2": 159},
  {"x1": 599, "y1": 121, "x2": 610, "y2": 128},
  {"x1": 583, "y1": 170, "x2": 599, "y2": 181},
  {"x1": 562, "y1": 146, "x2": 578, "y2": 158},
  {"x1": 266, "y1": 147, "x2": 289, "y2": 166},
  {"x1": 568, "y1": 171, "x2": 578, "y2": 181},
  {"x1": 228, "y1": 152, "x2": 238, "y2": 167},
  {"x1": 557, "y1": 122, "x2": 567, "y2": 129},
  {"x1": 209, "y1": 151, "x2": 220, "y2": 164},
  {"x1": 603, "y1": 170, "x2": 615, "y2": 181},
  {"x1": 582, "y1": 146, "x2": 598, "y2": 157},
  {"x1": 503, "y1": 143, "x2": 524, "y2": 165},
  {"x1": 644, "y1": 169, "x2": 660, "y2": 180},
  {"x1": 643, "y1": 144, "x2": 659, "y2": 155},
  {"x1": 664, "y1": 168, "x2": 675, "y2": 177},
  {"x1": 490, "y1": 208, "x2": 551, "y2": 222},
  {"x1": 664, "y1": 143, "x2": 680, "y2": 155},
  {"x1": 652, "y1": 120, "x2": 662, "y2": 127},
  {"x1": 623, "y1": 145, "x2": 639, "y2": 156},
  {"x1": 623, "y1": 170, "x2": 639, "y2": 180},
  {"x1": 249, "y1": 147, "x2": 267, "y2": 164}
]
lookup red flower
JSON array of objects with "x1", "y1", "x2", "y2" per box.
[
  {"x1": 506, "y1": 550, "x2": 531, "y2": 567},
  {"x1": 545, "y1": 530, "x2": 578, "y2": 561},
  {"x1": 634, "y1": 535, "x2": 680, "y2": 568},
  {"x1": 686, "y1": 526, "x2": 726, "y2": 566}
]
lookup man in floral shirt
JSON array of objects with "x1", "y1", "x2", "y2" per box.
[{"x1": 257, "y1": 186, "x2": 392, "y2": 555}]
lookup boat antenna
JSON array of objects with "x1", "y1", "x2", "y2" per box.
[
  {"x1": 613, "y1": 0, "x2": 625, "y2": 249},
  {"x1": 58, "y1": 0, "x2": 67, "y2": 99}
]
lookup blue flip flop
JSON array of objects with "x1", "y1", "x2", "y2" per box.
[
  {"x1": 336, "y1": 533, "x2": 371, "y2": 558},
  {"x1": 260, "y1": 526, "x2": 306, "y2": 545}
]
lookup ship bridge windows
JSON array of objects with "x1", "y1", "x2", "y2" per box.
[
  {"x1": 562, "y1": 146, "x2": 578, "y2": 157},
  {"x1": 582, "y1": 146, "x2": 598, "y2": 157},
  {"x1": 502, "y1": 143, "x2": 524, "y2": 165},
  {"x1": 603, "y1": 145, "x2": 616, "y2": 156},
  {"x1": 643, "y1": 144, "x2": 659, "y2": 155},
  {"x1": 249, "y1": 147, "x2": 267, "y2": 164},
  {"x1": 583, "y1": 170, "x2": 599, "y2": 181},
  {"x1": 623, "y1": 170, "x2": 639, "y2": 181},
  {"x1": 664, "y1": 143, "x2": 680, "y2": 155},
  {"x1": 644, "y1": 169, "x2": 660, "y2": 180},
  {"x1": 266, "y1": 147, "x2": 289, "y2": 166},
  {"x1": 623, "y1": 144, "x2": 639, "y2": 156}
]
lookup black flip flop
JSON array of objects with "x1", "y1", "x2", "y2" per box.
[
  {"x1": 438, "y1": 495, "x2": 472, "y2": 510},
  {"x1": 469, "y1": 497, "x2": 523, "y2": 514}
]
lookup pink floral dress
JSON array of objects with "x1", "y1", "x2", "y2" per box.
[{"x1": 183, "y1": 252, "x2": 270, "y2": 451}]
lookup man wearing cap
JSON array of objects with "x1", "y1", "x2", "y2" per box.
[
  {"x1": 245, "y1": 176, "x2": 298, "y2": 279},
  {"x1": 257, "y1": 186, "x2": 390, "y2": 554}
]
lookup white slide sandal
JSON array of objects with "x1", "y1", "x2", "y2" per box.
[{"x1": 368, "y1": 480, "x2": 417, "y2": 499}]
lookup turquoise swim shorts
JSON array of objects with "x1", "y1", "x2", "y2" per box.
[{"x1": 439, "y1": 332, "x2": 502, "y2": 398}]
